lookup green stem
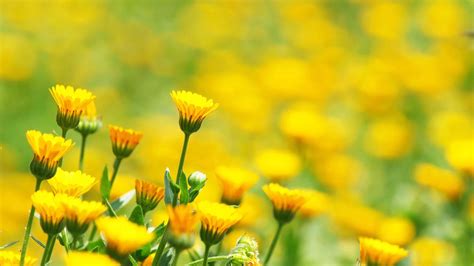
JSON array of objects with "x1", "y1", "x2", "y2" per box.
[
  {"x1": 105, "y1": 199, "x2": 118, "y2": 217},
  {"x1": 78, "y1": 134, "x2": 87, "y2": 171},
  {"x1": 58, "y1": 128, "x2": 68, "y2": 167},
  {"x1": 40, "y1": 234, "x2": 56, "y2": 265},
  {"x1": 61, "y1": 229, "x2": 70, "y2": 253},
  {"x1": 264, "y1": 222, "x2": 284, "y2": 265},
  {"x1": 172, "y1": 249, "x2": 182, "y2": 266},
  {"x1": 202, "y1": 244, "x2": 211, "y2": 266},
  {"x1": 185, "y1": 255, "x2": 229, "y2": 266},
  {"x1": 109, "y1": 157, "x2": 122, "y2": 191},
  {"x1": 151, "y1": 227, "x2": 169, "y2": 266},
  {"x1": 172, "y1": 133, "x2": 191, "y2": 206},
  {"x1": 19, "y1": 179, "x2": 42, "y2": 266}
]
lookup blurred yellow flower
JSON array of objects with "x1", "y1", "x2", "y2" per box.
[
  {"x1": 359, "y1": 237, "x2": 408, "y2": 266},
  {"x1": 299, "y1": 190, "x2": 329, "y2": 219},
  {"x1": 377, "y1": 217, "x2": 415, "y2": 246},
  {"x1": 197, "y1": 201, "x2": 242, "y2": 245},
  {"x1": 255, "y1": 149, "x2": 301, "y2": 182},
  {"x1": 263, "y1": 183, "x2": 308, "y2": 224},
  {"x1": 313, "y1": 153, "x2": 362, "y2": 191},
  {"x1": 419, "y1": 0, "x2": 467, "y2": 39},
  {"x1": 330, "y1": 200, "x2": 384, "y2": 237},
  {"x1": 410, "y1": 237, "x2": 455, "y2": 266},
  {"x1": 364, "y1": 117, "x2": 413, "y2": 159},
  {"x1": 428, "y1": 111, "x2": 472, "y2": 149},
  {"x1": 95, "y1": 216, "x2": 153, "y2": 256},
  {"x1": 279, "y1": 103, "x2": 321, "y2": 144},
  {"x1": 238, "y1": 193, "x2": 269, "y2": 227},
  {"x1": 65, "y1": 251, "x2": 118, "y2": 266},
  {"x1": 61, "y1": 196, "x2": 106, "y2": 236},
  {"x1": 142, "y1": 253, "x2": 155, "y2": 266},
  {"x1": 0, "y1": 250, "x2": 36, "y2": 266},
  {"x1": 415, "y1": 163, "x2": 464, "y2": 199},
  {"x1": 109, "y1": 125, "x2": 143, "y2": 159},
  {"x1": 170, "y1": 90, "x2": 219, "y2": 134},
  {"x1": 361, "y1": 1, "x2": 406, "y2": 40},
  {"x1": 31, "y1": 190, "x2": 65, "y2": 234},
  {"x1": 216, "y1": 166, "x2": 259, "y2": 205},
  {"x1": 167, "y1": 204, "x2": 200, "y2": 250},
  {"x1": 445, "y1": 138, "x2": 474, "y2": 176},
  {"x1": 135, "y1": 179, "x2": 164, "y2": 213},
  {"x1": 0, "y1": 33, "x2": 37, "y2": 81},
  {"x1": 48, "y1": 168, "x2": 96, "y2": 197}
]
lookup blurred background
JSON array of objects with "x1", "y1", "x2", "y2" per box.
[{"x1": 0, "y1": 0, "x2": 473, "y2": 265}]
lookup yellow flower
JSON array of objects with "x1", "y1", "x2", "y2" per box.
[
  {"x1": 135, "y1": 179, "x2": 165, "y2": 213},
  {"x1": 61, "y1": 195, "x2": 106, "y2": 235},
  {"x1": 65, "y1": 251, "x2": 118, "y2": 266},
  {"x1": 330, "y1": 199, "x2": 384, "y2": 237},
  {"x1": 262, "y1": 183, "x2": 308, "y2": 224},
  {"x1": 109, "y1": 125, "x2": 143, "y2": 159},
  {"x1": 415, "y1": 163, "x2": 464, "y2": 199},
  {"x1": 377, "y1": 217, "x2": 415, "y2": 246},
  {"x1": 278, "y1": 103, "x2": 321, "y2": 144},
  {"x1": 255, "y1": 149, "x2": 301, "y2": 182},
  {"x1": 313, "y1": 153, "x2": 362, "y2": 191},
  {"x1": 26, "y1": 130, "x2": 73, "y2": 179},
  {"x1": 197, "y1": 201, "x2": 242, "y2": 246},
  {"x1": 215, "y1": 166, "x2": 259, "y2": 205},
  {"x1": 419, "y1": 0, "x2": 467, "y2": 39},
  {"x1": 170, "y1": 90, "x2": 219, "y2": 134},
  {"x1": 0, "y1": 33, "x2": 37, "y2": 81},
  {"x1": 0, "y1": 250, "x2": 36, "y2": 266},
  {"x1": 31, "y1": 190, "x2": 65, "y2": 234},
  {"x1": 364, "y1": 117, "x2": 413, "y2": 159},
  {"x1": 47, "y1": 167, "x2": 97, "y2": 197},
  {"x1": 50, "y1": 84, "x2": 96, "y2": 130},
  {"x1": 359, "y1": 237, "x2": 408, "y2": 266},
  {"x1": 167, "y1": 204, "x2": 200, "y2": 250},
  {"x1": 445, "y1": 138, "x2": 474, "y2": 176},
  {"x1": 410, "y1": 237, "x2": 455, "y2": 266},
  {"x1": 95, "y1": 216, "x2": 153, "y2": 256},
  {"x1": 299, "y1": 190, "x2": 329, "y2": 219},
  {"x1": 76, "y1": 101, "x2": 102, "y2": 135},
  {"x1": 361, "y1": 1, "x2": 406, "y2": 40}
]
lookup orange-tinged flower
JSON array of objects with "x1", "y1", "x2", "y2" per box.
[
  {"x1": 50, "y1": 84, "x2": 95, "y2": 129},
  {"x1": 167, "y1": 204, "x2": 200, "y2": 250},
  {"x1": 65, "y1": 252, "x2": 118, "y2": 266},
  {"x1": 109, "y1": 125, "x2": 143, "y2": 158},
  {"x1": 61, "y1": 195, "x2": 106, "y2": 235},
  {"x1": 0, "y1": 250, "x2": 36, "y2": 266},
  {"x1": 263, "y1": 183, "x2": 308, "y2": 224},
  {"x1": 31, "y1": 190, "x2": 65, "y2": 234},
  {"x1": 415, "y1": 163, "x2": 465, "y2": 199},
  {"x1": 135, "y1": 179, "x2": 164, "y2": 213},
  {"x1": 48, "y1": 168, "x2": 97, "y2": 197},
  {"x1": 216, "y1": 166, "x2": 259, "y2": 205},
  {"x1": 197, "y1": 201, "x2": 242, "y2": 246},
  {"x1": 170, "y1": 90, "x2": 219, "y2": 134},
  {"x1": 359, "y1": 237, "x2": 408, "y2": 266}
]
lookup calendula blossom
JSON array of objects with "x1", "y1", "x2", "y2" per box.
[
  {"x1": 0, "y1": 250, "x2": 36, "y2": 266},
  {"x1": 135, "y1": 179, "x2": 165, "y2": 213},
  {"x1": 60, "y1": 195, "x2": 106, "y2": 236},
  {"x1": 197, "y1": 201, "x2": 242, "y2": 246},
  {"x1": 65, "y1": 252, "x2": 119, "y2": 266},
  {"x1": 50, "y1": 84, "x2": 95, "y2": 130},
  {"x1": 216, "y1": 166, "x2": 259, "y2": 205},
  {"x1": 76, "y1": 101, "x2": 102, "y2": 136},
  {"x1": 109, "y1": 125, "x2": 143, "y2": 159},
  {"x1": 359, "y1": 237, "x2": 408, "y2": 266},
  {"x1": 170, "y1": 90, "x2": 219, "y2": 134},
  {"x1": 26, "y1": 130, "x2": 73, "y2": 180},
  {"x1": 31, "y1": 190, "x2": 65, "y2": 235},
  {"x1": 415, "y1": 163, "x2": 464, "y2": 199},
  {"x1": 263, "y1": 183, "x2": 308, "y2": 224},
  {"x1": 167, "y1": 204, "x2": 200, "y2": 250},
  {"x1": 95, "y1": 216, "x2": 153, "y2": 256},
  {"x1": 47, "y1": 167, "x2": 97, "y2": 197}
]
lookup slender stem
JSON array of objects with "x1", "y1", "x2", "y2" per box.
[
  {"x1": 186, "y1": 255, "x2": 229, "y2": 266},
  {"x1": 172, "y1": 249, "x2": 182, "y2": 266},
  {"x1": 172, "y1": 133, "x2": 191, "y2": 206},
  {"x1": 45, "y1": 234, "x2": 57, "y2": 263},
  {"x1": 264, "y1": 222, "x2": 284, "y2": 265},
  {"x1": 151, "y1": 227, "x2": 169, "y2": 266},
  {"x1": 202, "y1": 244, "x2": 211, "y2": 266},
  {"x1": 19, "y1": 179, "x2": 42, "y2": 266},
  {"x1": 58, "y1": 128, "x2": 68, "y2": 167},
  {"x1": 78, "y1": 134, "x2": 88, "y2": 171},
  {"x1": 40, "y1": 234, "x2": 56, "y2": 265},
  {"x1": 109, "y1": 157, "x2": 122, "y2": 191}
]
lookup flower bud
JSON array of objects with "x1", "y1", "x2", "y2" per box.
[{"x1": 188, "y1": 171, "x2": 207, "y2": 188}]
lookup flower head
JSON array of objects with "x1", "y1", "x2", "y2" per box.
[
  {"x1": 263, "y1": 183, "x2": 308, "y2": 224},
  {"x1": 135, "y1": 179, "x2": 165, "y2": 213},
  {"x1": 95, "y1": 216, "x2": 153, "y2": 256},
  {"x1": 359, "y1": 237, "x2": 408, "y2": 266},
  {"x1": 48, "y1": 168, "x2": 97, "y2": 197},
  {"x1": 415, "y1": 163, "x2": 464, "y2": 199},
  {"x1": 65, "y1": 252, "x2": 118, "y2": 266},
  {"x1": 299, "y1": 190, "x2": 329, "y2": 219},
  {"x1": 255, "y1": 149, "x2": 301, "y2": 182},
  {"x1": 61, "y1": 196, "x2": 106, "y2": 236},
  {"x1": 216, "y1": 166, "x2": 259, "y2": 205},
  {"x1": 76, "y1": 101, "x2": 102, "y2": 136},
  {"x1": 50, "y1": 84, "x2": 95, "y2": 130},
  {"x1": 0, "y1": 250, "x2": 36, "y2": 266},
  {"x1": 31, "y1": 190, "x2": 65, "y2": 234},
  {"x1": 197, "y1": 201, "x2": 242, "y2": 246},
  {"x1": 167, "y1": 204, "x2": 200, "y2": 250},
  {"x1": 26, "y1": 130, "x2": 73, "y2": 180},
  {"x1": 170, "y1": 90, "x2": 219, "y2": 134},
  {"x1": 445, "y1": 138, "x2": 474, "y2": 176},
  {"x1": 109, "y1": 125, "x2": 143, "y2": 159}
]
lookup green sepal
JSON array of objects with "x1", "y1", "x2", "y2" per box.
[{"x1": 129, "y1": 205, "x2": 145, "y2": 225}]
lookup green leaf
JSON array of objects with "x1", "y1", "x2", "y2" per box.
[
  {"x1": 0, "y1": 240, "x2": 18, "y2": 249},
  {"x1": 129, "y1": 205, "x2": 145, "y2": 225},
  {"x1": 153, "y1": 222, "x2": 167, "y2": 239},
  {"x1": 179, "y1": 171, "x2": 189, "y2": 204},
  {"x1": 159, "y1": 248, "x2": 175, "y2": 266},
  {"x1": 100, "y1": 166, "x2": 110, "y2": 200},
  {"x1": 188, "y1": 179, "x2": 206, "y2": 202},
  {"x1": 86, "y1": 240, "x2": 106, "y2": 253},
  {"x1": 164, "y1": 168, "x2": 174, "y2": 205},
  {"x1": 108, "y1": 190, "x2": 136, "y2": 213}
]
